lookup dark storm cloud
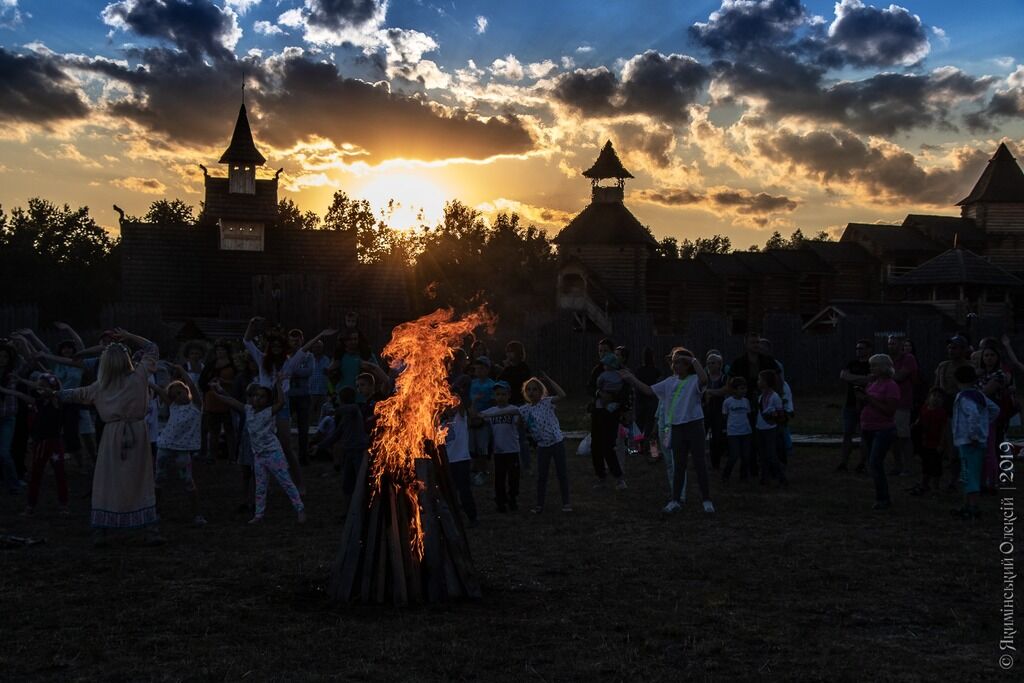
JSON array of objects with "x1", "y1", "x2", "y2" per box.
[
  {"x1": 828, "y1": 0, "x2": 929, "y2": 67},
  {"x1": 964, "y1": 72, "x2": 1024, "y2": 131},
  {"x1": 715, "y1": 59, "x2": 994, "y2": 135},
  {"x1": 552, "y1": 52, "x2": 709, "y2": 124},
  {"x1": 689, "y1": 0, "x2": 805, "y2": 58},
  {"x1": 305, "y1": 0, "x2": 384, "y2": 30},
  {"x1": 257, "y1": 54, "x2": 533, "y2": 161},
  {"x1": 102, "y1": 0, "x2": 239, "y2": 61},
  {"x1": 0, "y1": 48, "x2": 90, "y2": 125},
  {"x1": 86, "y1": 48, "x2": 533, "y2": 162},
  {"x1": 611, "y1": 122, "x2": 676, "y2": 168},
  {"x1": 755, "y1": 128, "x2": 990, "y2": 204}
]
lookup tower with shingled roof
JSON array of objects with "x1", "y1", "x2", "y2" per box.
[
  {"x1": 553, "y1": 141, "x2": 658, "y2": 327},
  {"x1": 957, "y1": 142, "x2": 1024, "y2": 274},
  {"x1": 200, "y1": 103, "x2": 281, "y2": 251}
]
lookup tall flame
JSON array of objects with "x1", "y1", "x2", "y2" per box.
[{"x1": 370, "y1": 306, "x2": 494, "y2": 559}]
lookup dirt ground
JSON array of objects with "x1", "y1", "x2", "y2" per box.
[{"x1": 0, "y1": 439, "x2": 1012, "y2": 682}]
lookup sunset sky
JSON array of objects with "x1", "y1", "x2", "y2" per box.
[{"x1": 1, "y1": 0, "x2": 1022, "y2": 247}]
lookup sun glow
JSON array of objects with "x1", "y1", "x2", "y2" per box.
[{"x1": 356, "y1": 172, "x2": 450, "y2": 231}]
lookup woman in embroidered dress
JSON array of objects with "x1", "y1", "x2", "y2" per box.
[{"x1": 57, "y1": 328, "x2": 162, "y2": 546}]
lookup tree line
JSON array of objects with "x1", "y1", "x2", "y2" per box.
[{"x1": 0, "y1": 193, "x2": 832, "y2": 326}]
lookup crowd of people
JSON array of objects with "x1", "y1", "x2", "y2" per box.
[{"x1": 0, "y1": 317, "x2": 1021, "y2": 545}]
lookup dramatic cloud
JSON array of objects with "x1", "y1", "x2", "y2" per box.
[
  {"x1": 553, "y1": 51, "x2": 709, "y2": 123},
  {"x1": 715, "y1": 60, "x2": 993, "y2": 135},
  {"x1": 965, "y1": 65, "x2": 1024, "y2": 131},
  {"x1": 112, "y1": 176, "x2": 168, "y2": 194},
  {"x1": 689, "y1": 0, "x2": 805, "y2": 57},
  {"x1": 827, "y1": 0, "x2": 929, "y2": 67},
  {"x1": 381, "y1": 28, "x2": 449, "y2": 88},
  {"x1": 635, "y1": 185, "x2": 798, "y2": 226},
  {"x1": 0, "y1": 48, "x2": 90, "y2": 127},
  {"x1": 102, "y1": 0, "x2": 242, "y2": 61},
  {"x1": 278, "y1": 0, "x2": 387, "y2": 47},
  {"x1": 475, "y1": 16, "x2": 487, "y2": 35},
  {"x1": 755, "y1": 128, "x2": 990, "y2": 204},
  {"x1": 255, "y1": 52, "x2": 533, "y2": 163}
]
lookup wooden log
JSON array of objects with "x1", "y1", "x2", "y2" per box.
[
  {"x1": 328, "y1": 451, "x2": 370, "y2": 601},
  {"x1": 395, "y1": 488, "x2": 423, "y2": 604},
  {"x1": 359, "y1": 491, "x2": 383, "y2": 603},
  {"x1": 386, "y1": 485, "x2": 408, "y2": 606},
  {"x1": 434, "y1": 486, "x2": 483, "y2": 599},
  {"x1": 416, "y1": 458, "x2": 446, "y2": 602}
]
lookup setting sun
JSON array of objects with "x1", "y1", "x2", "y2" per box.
[{"x1": 355, "y1": 172, "x2": 450, "y2": 231}]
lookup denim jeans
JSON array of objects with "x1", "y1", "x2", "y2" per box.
[
  {"x1": 536, "y1": 441, "x2": 570, "y2": 508},
  {"x1": 0, "y1": 416, "x2": 19, "y2": 492},
  {"x1": 756, "y1": 427, "x2": 786, "y2": 484},
  {"x1": 863, "y1": 427, "x2": 896, "y2": 503}
]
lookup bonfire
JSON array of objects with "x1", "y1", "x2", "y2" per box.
[{"x1": 329, "y1": 307, "x2": 492, "y2": 605}]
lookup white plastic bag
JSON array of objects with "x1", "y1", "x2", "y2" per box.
[{"x1": 576, "y1": 433, "x2": 592, "y2": 457}]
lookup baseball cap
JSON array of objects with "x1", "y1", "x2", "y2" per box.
[{"x1": 947, "y1": 335, "x2": 969, "y2": 347}]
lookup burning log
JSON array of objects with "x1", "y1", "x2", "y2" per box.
[{"x1": 329, "y1": 307, "x2": 491, "y2": 605}]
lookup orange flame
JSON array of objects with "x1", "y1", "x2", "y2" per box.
[{"x1": 369, "y1": 306, "x2": 495, "y2": 559}]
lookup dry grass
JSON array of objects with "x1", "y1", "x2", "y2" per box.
[{"x1": 0, "y1": 441, "x2": 1006, "y2": 682}]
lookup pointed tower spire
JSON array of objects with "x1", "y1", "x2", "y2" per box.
[
  {"x1": 957, "y1": 142, "x2": 1024, "y2": 205},
  {"x1": 582, "y1": 141, "x2": 634, "y2": 182},
  {"x1": 219, "y1": 103, "x2": 266, "y2": 166}
]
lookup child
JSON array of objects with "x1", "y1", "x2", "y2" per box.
[
  {"x1": 7, "y1": 375, "x2": 70, "y2": 516},
  {"x1": 910, "y1": 388, "x2": 948, "y2": 496},
  {"x1": 721, "y1": 377, "x2": 752, "y2": 482},
  {"x1": 212, "y1": 376, "x2": 306, "y2": 524},
  {"x1": 152, "y1": 366, "x2": 206, "y2": 526},
  {"x1": 622, "y1": 348, "x2": 714, "y2": 514},
  {"x1": 468, "y1": 357, "x2": 496, "y2": 486},
  {"x1": 518, "y1": 373, "x2": 571, "y2": 513},
  {"x1": 321, "y1": 387, "x2": 369, "y2": 508},
  {"x1": 478, "y1": 381, "x2": 521, "y2": 512},
  {"x1": 778, "y1": 379, "x2": 795, "y2": 466},
  {"x1": 703, "y1": 353, "x2": 729, "y2": 470},
  {"x1": 755, "y1": 369, "x2": 787, "y2": 487},
  {"x1": 443, "y1": 401, "x2": 478, "y2": 527},
  {"x1": 311, "y1": 400, "x2": 336, "y2": 463},
  {"x1": 595, "y1": 353, "x2": 624, "y2": 413},
  {"x1": 951, "y1": 365, "x2": 1000, "y2": 519}
]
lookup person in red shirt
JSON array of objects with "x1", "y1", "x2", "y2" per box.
[
  {"x1": 909, "y1": 388, "x2": 948, "y2": 496},
  {"x1": 856, "y1": 354, "x2": 901, "y2": 510}
]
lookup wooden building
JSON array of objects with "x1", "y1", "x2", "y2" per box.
[
  {"x1": 553, "y1": 140, "x2": 1024, "y2": 335},
  {"x1": 119, "y1": 104, "x2": 411, "y2": 336}
]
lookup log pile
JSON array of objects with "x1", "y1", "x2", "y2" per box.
[{"x1": 329, "y1": 445, "x2": 482, "y2": 605}]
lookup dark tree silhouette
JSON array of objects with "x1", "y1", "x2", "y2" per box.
[
  {"x1": 144, "y1": 199, "x2": 196, "y2": 226},
  {"x1": 278, "y1": 197, "x2": 321, "y2": 230}
]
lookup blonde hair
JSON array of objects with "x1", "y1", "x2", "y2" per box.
[
  {"x1": 166, "y1": 380, "x2": 191, "y2": 402},
  {"x1": 97, "y1": 344, "x2": 134, "y2": 391},
  {"x1": 868, "y1": 353, "x2": 895, "y2": 378},
  {"x1": 522, "y1": 377, "x2": 548, "y2": 402}
]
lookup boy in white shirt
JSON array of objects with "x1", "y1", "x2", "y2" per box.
[
  {"x1": 479, "y1": 381, "x2": 522, "y2": 512},
  {"x1": 721, "y1": 377, "x2": 752, "y2": 482},
  {"x1": 755, "y1": 370, "x2": 787, "y2": 486}
]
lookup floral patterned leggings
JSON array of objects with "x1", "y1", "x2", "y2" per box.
[{"x1": 254, "y1": 449, "x2": 304, "y2": 518}]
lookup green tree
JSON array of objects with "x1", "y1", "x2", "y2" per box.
[
  {"x1": 144, "y1": 199, "x2": 195, "y2": 226},
  {"x1": 277, "y1": 197, "x2": 321, "y2": 230}
]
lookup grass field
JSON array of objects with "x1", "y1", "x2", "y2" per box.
[{"x1": 0, "y1": 438, "x2": 1013, "y2": 681}]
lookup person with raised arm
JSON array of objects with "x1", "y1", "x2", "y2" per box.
[
  {"x1": 55, "y1": 328, "x2": 164, "y2": 546},
  {"x1": 621, "y1": 348, "x2": 715, "y2": 515},
  {"x1": 518, "y1": 372, "x2": 572, "y2": 514}
]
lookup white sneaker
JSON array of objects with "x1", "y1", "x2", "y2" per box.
[
  {"x1": 662, "y1": 501, "x2": 681, "y2": 514},
  {"x1": 702, "y1": 501, "x2": 716, "y2": 514},
  {"x1": 615, "y1": 479, "x2": 628, "y2": 491}
]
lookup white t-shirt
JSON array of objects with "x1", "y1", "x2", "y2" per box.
[
  {"x1": 480, "y1": 406, "x2": 521, "y2": 454},
  {"x1": 651, "y1": 375, "x2": 704, "y2": 426},
  {"x1": 316, "y1": 415, "x2": 336, "y2": 438},
  {"x1": 722, "y1": 396, "x2": 752, "y2": 436},
  {"x1": 518, "y1": 397, "x2": 563, "y2": 448},
  {"x1": 756, "y1": 391, "x2": 783, "y2": 431},
  {"x1": 245, "y1": 405, "x2": 281, "y2": 456},
  {"x1": 443, "y1": 412, "x2": 471, "y2": 463},
  {"x1": 157, "y1": 403, "x2": 201, "y2": 451}
]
